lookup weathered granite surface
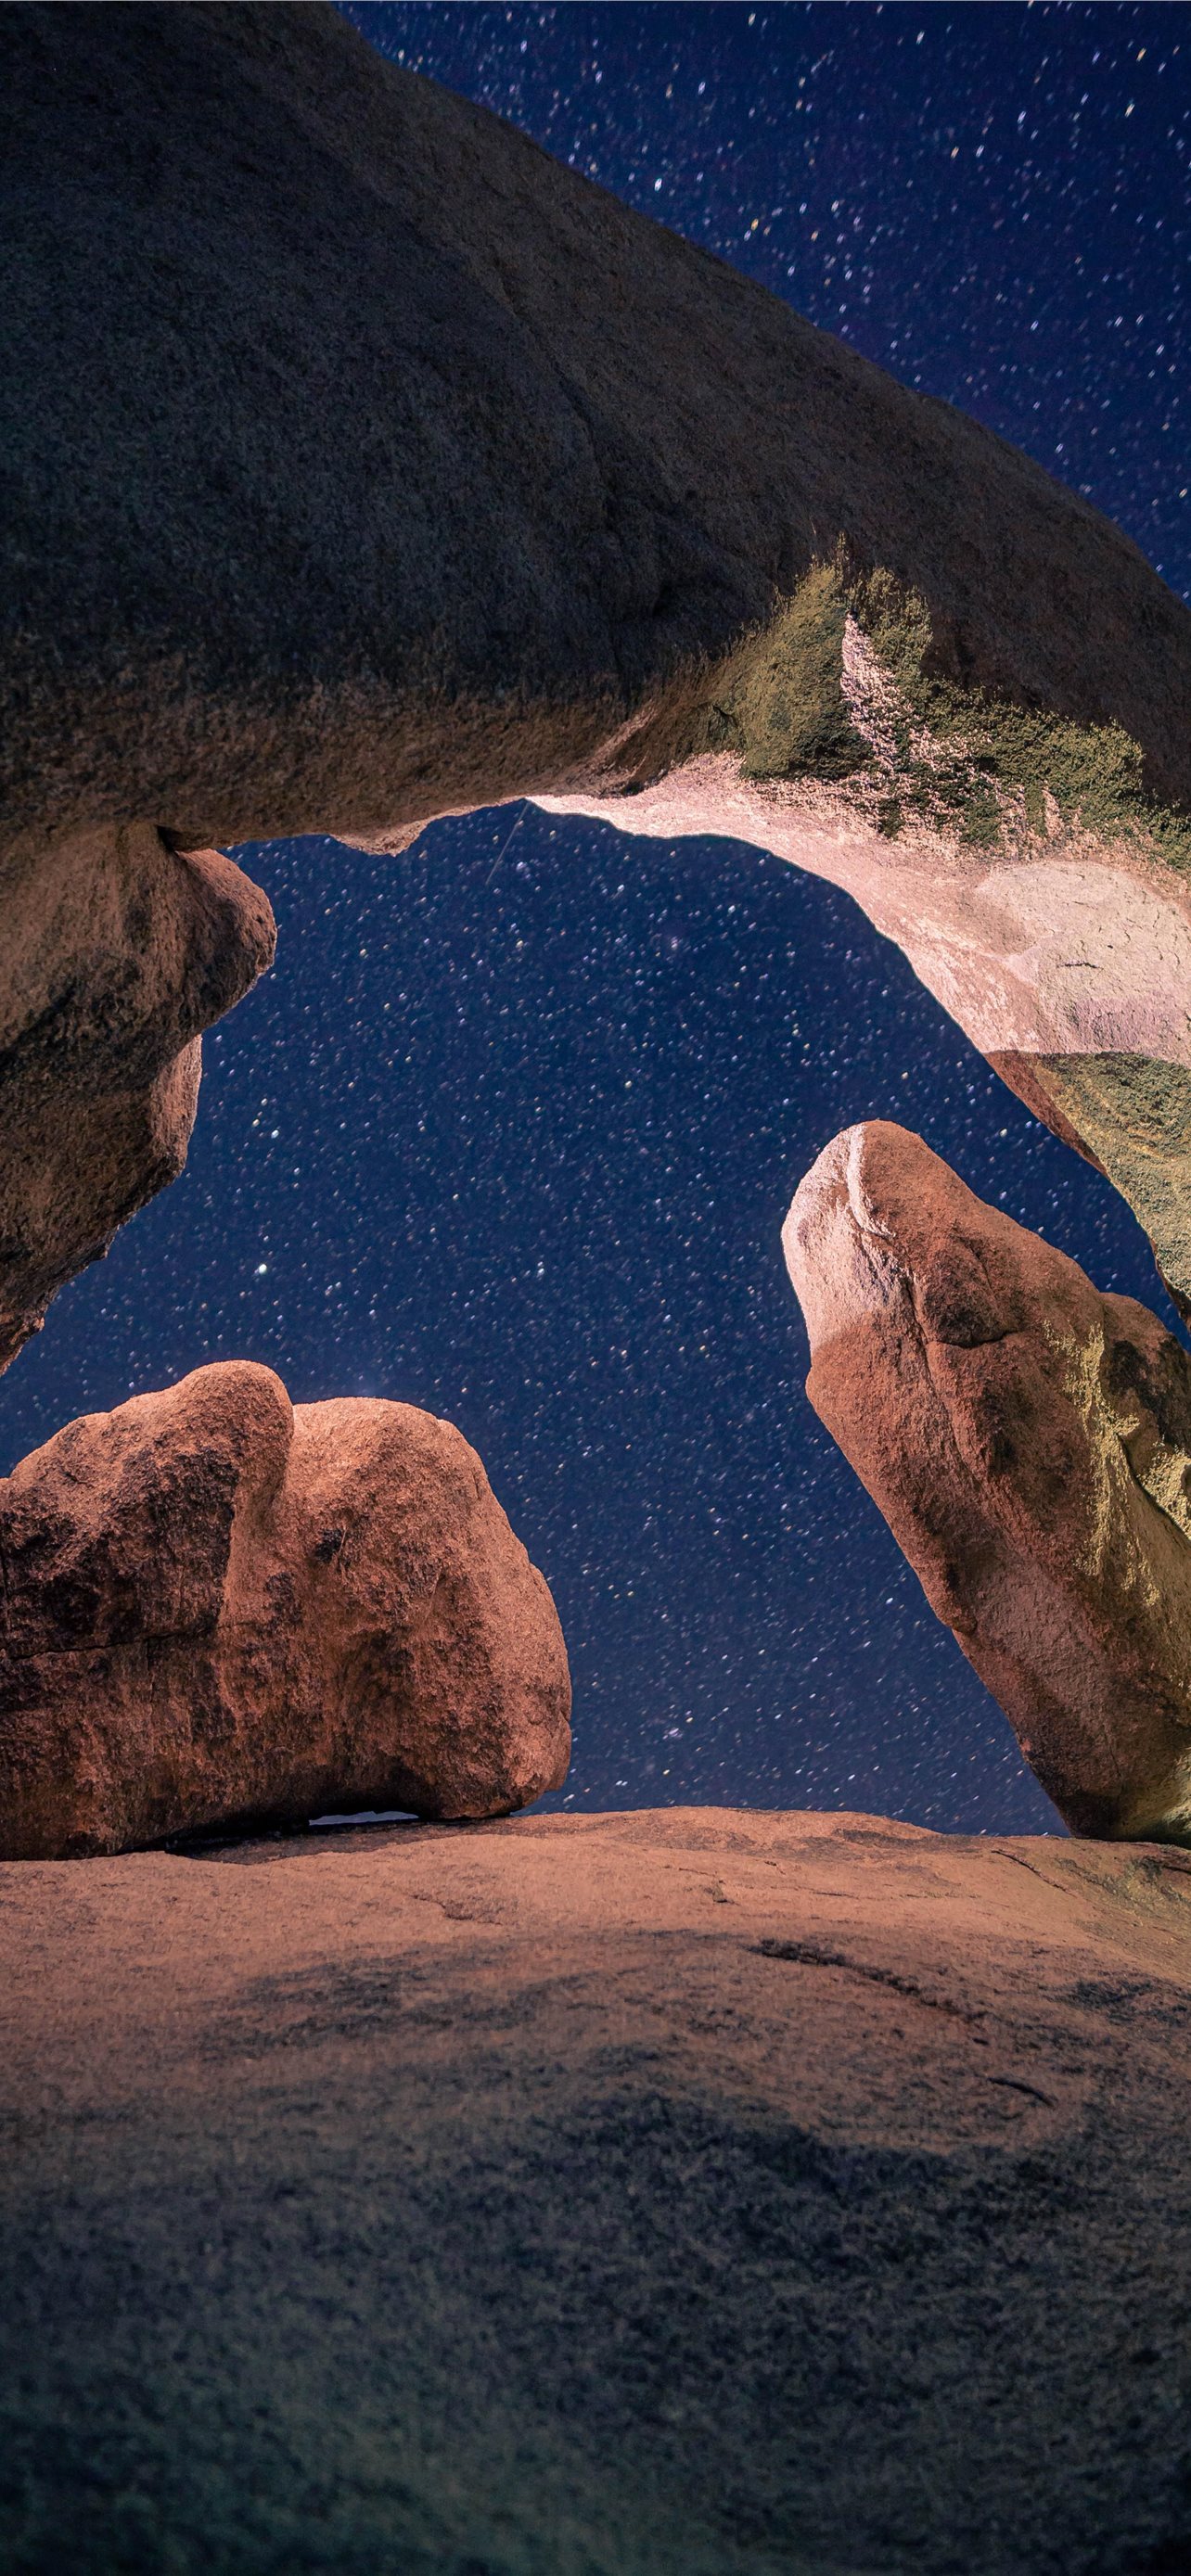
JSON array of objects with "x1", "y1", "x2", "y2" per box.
[
  {"x1": 4, "y1": 2, "x2": 1191, "y2": 1340},
  {"x1": 0, "y1": 1360, "x2": 570, "y2": 1855},
  {"x1": 4, "y1": 1805, "x2": 1191, "y2": 2574},
  {"x1": 784, "y1": 1119, "x2": 1191, "y2": 1843},
  {"x1": 0, "y1": 827, "x2": 274, "y2": 1371}
]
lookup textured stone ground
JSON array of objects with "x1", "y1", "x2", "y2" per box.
[{"x1": 3, "y1": 1805, "x2": 1191, "y2": 2574}]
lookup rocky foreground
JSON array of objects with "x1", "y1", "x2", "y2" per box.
[{"x1": 4, "y1": 1804, "x2": 1191, "y2": 2575}]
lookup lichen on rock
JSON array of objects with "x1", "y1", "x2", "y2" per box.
[{"x1": 843, "y1": 560, "x2": 1191, "y2": 868}]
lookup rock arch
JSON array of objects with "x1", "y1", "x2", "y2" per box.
[{"x1": 4, "y1": 1, "x2": 1191, "y2": 1367}]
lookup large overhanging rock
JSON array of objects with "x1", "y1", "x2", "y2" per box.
[
  {"x1": 783, "y1": 1120, "x2": 1191, "y2": 1845},
  {"x1": 0, "y1": 1360, "x2": 571, "y2": 1856},
  {"x1": 4, "y1": 1, "x2": 1191, "y2": 1349}
]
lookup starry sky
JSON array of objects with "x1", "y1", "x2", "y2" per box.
[{"x1": 4, "y1": 4, "x2": 1189, "y2": 1833}]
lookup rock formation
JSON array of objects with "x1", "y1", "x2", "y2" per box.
[
  {"x1": 784, "y1": 1120, "x2": 1191, "y2": 1843},
  {"x1": 546, "y1": 598, "x2": 1191, "y2": 1315},
  {"x1": 0, "y1": 827, "x2": 275, "y2": 1371},
  {"x1": 6, "y1": 1805, "x2": 1191, "y2": 2574},
  {"x1": 4, "y1": 1, "x2": 1191, "y2": 1348},
  {"x1": 0, "y1": 1360, "x2": 570, "y2": 1856}
]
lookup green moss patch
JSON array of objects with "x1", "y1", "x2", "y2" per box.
[
  {"x1": 704, "y1": 567, "x2": 867, "y2": 784},
  {"x1": 847, "y1": 561, "x2": 1191, "y2": 869},
  {"x1": 1013, "y1": 1051, "x2": 1191, "y2": 1320},
  {"x1": 650, "y1": 555, "x2": 1191, "y2": 872}
]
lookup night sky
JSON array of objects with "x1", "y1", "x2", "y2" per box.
[{"x1": 4, "y1": 5, "x2": 1188, "y2": 1834}]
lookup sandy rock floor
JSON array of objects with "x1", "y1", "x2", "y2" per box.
[{"x1": 3, "y1": 1806, "x2": 1191, "y2": 2574}]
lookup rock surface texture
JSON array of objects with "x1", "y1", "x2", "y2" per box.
[
  {"x1": 0, "y1": 827, "x2": 275, "y2": 1371},
  {"x1": 4, "y1": 1806, "x2": 1191, "y2": 2574},
  {"x1": 0, "y1": 1361, "x2": 570, "y2": 1856},
  {"x1": 4, "y1": 3, "x2": 1191, "y2": 1333},
  {"x1": 784, "y1": 1120, "x2": 1191, "y2": 1843}
]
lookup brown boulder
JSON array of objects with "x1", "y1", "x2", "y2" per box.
[
  {"x1": 0, "y1": 825, "x2": 275, "y2": 1372},
  {"x1": 0, "y1": 1361, "x2": 570, "y2": 1856},
  {"x1": 783, "y1": 1120, "x2": 1191, "y2": 1843}
]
